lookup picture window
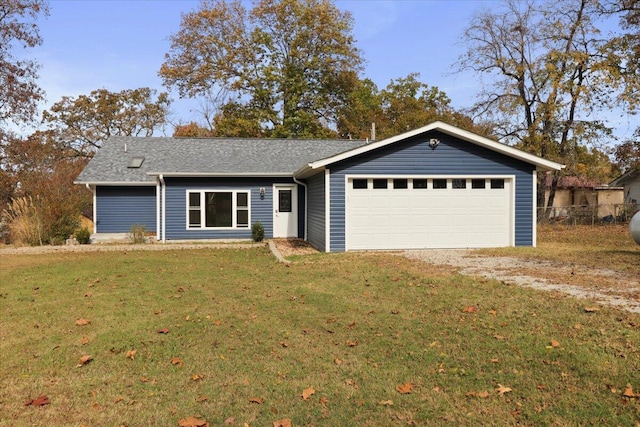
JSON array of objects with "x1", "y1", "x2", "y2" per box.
[{"x1": 187, "y1": 190, "x2": 250, "y2": 229}]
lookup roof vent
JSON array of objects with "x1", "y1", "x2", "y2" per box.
[{"x1": 128, "y1": 157, "x2": 145, "y2": 168}]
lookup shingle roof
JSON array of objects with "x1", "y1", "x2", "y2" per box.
[{"x1": 75, "y1": 136, "x2": 368, "y2": 184}]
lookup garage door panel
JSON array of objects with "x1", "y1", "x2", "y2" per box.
[{"x1": 346, "y1": 177, "x2": 512, "y2": 250}]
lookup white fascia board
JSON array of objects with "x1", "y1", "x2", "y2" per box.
[
  {"x1": 303, "y1": 121, "x2": 565, "y2": 173},
  {"x1": 74, "y1": 180, "x2": 156, "y2": 186},
  {"x1": 147, "y1": 172, "x2": 293, "y2": 178}
]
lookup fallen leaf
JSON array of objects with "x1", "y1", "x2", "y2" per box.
[
  {"x1": 76, "y1": 354, "x2": 93, "y2": 367},
  {"x1": 140, "y1": 377, "x2": 151, "y2": 383},
  {"x1": 126, "y1": 349, "x2": 137, "y2": 360},
  {"x1": 346, "y1": 340, "x2": 358, "y2": 347},
  {"x1": 334, "y1": 358, "x2": 343, "y2": 365},
  {"x1": 24, "y1": 395, "x2": 50, "y2": 406},
  {"x1": 495, "y1": 384, "x2": 512, "y2": 396},
  {"x1": 197, "y1": 396, "x2": 209, "y2": 402},
  {"x1": 214, "y1": 320, "x2": 222, "y2": 326},
  {"x1": 463, "y1": 306, "x2": 478, "y2": 313},
  {"x1": 488, "y1": 309, "x2": 497, "y2": 316},
  {"x1": 623, "y1": 384, "x2": 637, "y2": 398},
  {"x1": 396, "y1": 382, "x2": 413, "y2": 394},
  {"x1": 494, "y1": 334, "x2": 506, "y2": 340},
  {"x1": 301, "y1": 386, "x2": 315, "y2": 400},
  {"x1": 114, "y1": 396, "x2": 124, "y2": 403},
  {"x1": 478, "y1": 391, "x2": 490, "y2": 398},
  {"x1": 378, "y1": 400, "x2": 394, "y2": 406},
  {"x1": 191, "y1": 374, "x2": 204, "y2": 381},
  {"x1": 75, "y1": 318, "x2": 90, "y2": 326},
  {"x1": 319, "y1": 396, "x2": 328, "y2": 407},
  {"x1": 272, "y1": 419, "x2": 292, "y2": 427},
  {"x1": 490, "y1": 358, "x2": 500, "y2": 363},
  {"x1": 584, "y1": 306, "x2": 600, "y2": 313},
  {"x1": 157, "y1": 328, "x2": 170, "y2": 334},
  {"x1": 249, "y1": 397, "x2": 264, "y2": 404},
  {"x1": 550, "y1": 339, "x2": 560, "y2": 348},
  {"x1": 81, "y1": 337, "x2": 89, "y2": 345},
  {"x1": 223, "y1": 416, "x2": 235, "y2": 424},
  {"x1": 171, "y1": 357, "x2": 183, "y2": 367},
  {"x1": 178, "y1": 416, "x2": 209, "y2": 427}
]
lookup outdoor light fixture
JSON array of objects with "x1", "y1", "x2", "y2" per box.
[
  {"x1": 260, "y1": 187, "x2": 265, "y2": 199},
  {"x1": 429, "y1": 138, "x2": 440, "y2": 150}
]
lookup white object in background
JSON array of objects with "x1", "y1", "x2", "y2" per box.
[{"x1": 631, "y1": 211, "x2": 640, "y2": 245}]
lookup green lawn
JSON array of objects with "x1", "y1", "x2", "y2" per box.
[{"x1": 1, "y1": 246, "x2": 638, "y2": 426}]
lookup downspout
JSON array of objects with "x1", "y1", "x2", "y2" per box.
[
  {"x1": 292, "y1": 176, "x2": 308, "y2": 240},
  {"x1": 86, "y1": 184, "x2": 96, "y2": 235},
  {"x1": 156, "y1": 178, "x2": 161, "y2": 241},
  {"x1": 159, "y1": 174, "x2": 166, "y2": 243}
]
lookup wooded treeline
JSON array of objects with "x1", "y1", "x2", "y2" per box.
[{"x1": 0, "y1": 0, "x2": 638, "y2": 244}]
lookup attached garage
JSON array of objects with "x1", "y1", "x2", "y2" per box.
[{"x1": 346, "y1": 176, "x2": 513, "y2": 250}]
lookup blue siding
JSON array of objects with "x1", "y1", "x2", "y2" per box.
[
  {"x1": 297, "y1": 185, "x2": 305, "y2": 238},
  {"x1": 329, "y1": 131, "x2": 535, "y2": 251},
  {"x1": 164, "y1": 177, "x2": 295, "y2": 240},
  {"x1": 96, "y1": 186, "x2": 156, "y2": 233},
  {"x1": 306, "y1": 172, "x2": 326, "y2": 251}
]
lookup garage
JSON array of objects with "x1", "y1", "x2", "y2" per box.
[{"x1": 346, "y1": 176, "x2": 513, "y2": 250}]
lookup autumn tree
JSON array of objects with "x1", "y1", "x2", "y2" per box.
[
  {"x1": 159, "y1": 0, "x2": 363, "y2": 138},
  {"x1": 1, "y1": 130, "x2": 90, "y2": 244},
  {"x1": 337, "y1": 73, "x2": 494, "y2": 140},
  {"x1": 42, "y1": 87, "x2": 171, "y2": 157},
  {"x1": 457, "y1": 0, "x2": 632, "y2": 208},
  {"x1": 0, "y1": 0, "x2": 48, "y2": 131}
]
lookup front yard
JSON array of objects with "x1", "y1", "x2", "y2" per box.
[{"x1": 0, "y1": 227, "x2": 638, "y2": 426}]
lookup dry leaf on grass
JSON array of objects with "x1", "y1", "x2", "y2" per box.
[
  {"x1": 249, "y1": 397, "x2": 264, "y2": 404},
  {"x1": 81, "y1": 337, "x2": 89, "y2": 345},
  {"x1": 157, "y1": 328, "x2": 170, "y2": 334},
  {"x1": 191, "y1": 374, "x2": 204, "y2": 381},
  {"x1": 126, "y1": 349, "x2": 137, "y2": 360},
  {"x1": 76, "y1": 355, "x2": 93, "y2": 368},
  {"x1": 273, "y1": 419, "x2": 292, "y2": 427},
  {"x1": 301, "y1": 386, "x2": 315, "y2": 400},
  {"x1": 462, "y1": 306, "x2": 478, "y2": 313},
  {"x1": 396, "y1": 382, "x2": 413, "y2": 394},
  {"x1": 378, "y1": 400, "x2": 394, "y2": 406},
  {"x1": 24, "y1": 395, "x2": 50, "y2": 407},
  {"x1": 623, "y1": 384, "x2": 637, "y2": 398},
  {"x1": 495, "y1": 384, "x2": 512, "y2": 396},
  {"x1": 171, "y1": 357, "x2": 183, "y2": 367},
  {"x1": 75, "y1": 318, "x2": 90, "y2": 326},
  {"x1": 550, "y1": 339, "x2": 561, "y2": 348},
  {"x1": 178, "y1": 416, "x2": 209, "y2": 427},
  {"x1": 584, "y1": 306, "x2": 600, "y2": 313}
]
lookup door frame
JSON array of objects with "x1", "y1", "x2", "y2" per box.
[{"x1": 273, "y1": 183, "x2": 298, "y2": 238}]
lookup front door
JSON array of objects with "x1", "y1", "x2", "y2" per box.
[{"x1": 273, "y1": 184, "x2": 298, "y2": 237}]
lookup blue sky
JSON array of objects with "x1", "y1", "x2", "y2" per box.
[{"x1": 27, "y1": 0, "x2": 637, "y2": 139}]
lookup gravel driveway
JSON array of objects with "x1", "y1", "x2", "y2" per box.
[{"x1": 403, "y1": 249, "x2": 640, "y2": 314}]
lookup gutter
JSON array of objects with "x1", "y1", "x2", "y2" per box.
[{"x1": 292, "y1": 176, "x2": 308, "y2": 240}]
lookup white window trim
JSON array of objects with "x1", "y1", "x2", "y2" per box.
[{"x1": 185, "y1": 189, "x2": 251, "y2": 230}]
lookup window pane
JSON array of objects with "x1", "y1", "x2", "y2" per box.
[
  {"x1": 413, "y1": 179, "x2": 428, "y2": 189},
  {"x1": 205, "y1": 192, "x2": 232, "y2": 227},
  {"x1": 189, "y1": 192, "x2": 200, "y2": 207},
  {"x1": 432, "y1": 179, "x2": 447, "y2": 189},
  {"x1": 472, "y1": 179, "x2": 486, "y2": 189},
  {"x1": 237, "y1": 192, "x2": 248, "y2": 207},
  {"x1": 372, "y1": 179, "x2": 388, "y2": 189},
  {"x1": 452, "y1": 179, "x2": 466, "y2": 189},
  {"x1": 393, "y1": 179, "x2": 408, "y2": 189},
  {"x1": 352, "y1": 179, "x2": 368, "y2": 189},
  {"x1": 237, "y1": 209, "x2": 249, "y2": 227},
  {"x1": 491, "y1": 179, "x2": 505, "y2": 189},
  {"x1": 279, "y1": 190, "x2": 292, "y2": 213},
  {"x1": 188, "y1": 209, "x2": 201, "y2": 227}
]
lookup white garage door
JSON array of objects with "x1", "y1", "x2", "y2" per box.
[{"x1": 346, "y1": 177, "x2": 512, "y2": 250}]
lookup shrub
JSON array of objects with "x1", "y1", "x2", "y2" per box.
[
  {"x1": 75, "y1": 227, "x2": 91, "y2": 244},
  {"x1": 129, "y1": 224, "x2": 147, "y2": 244},
  {"x1": 251, "y1": 221, "x2": 264, "y2": 242}
]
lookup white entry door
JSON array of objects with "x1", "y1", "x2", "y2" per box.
[{"x1": 273, "y1": 184, "x2": 298, "y2": 237}]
